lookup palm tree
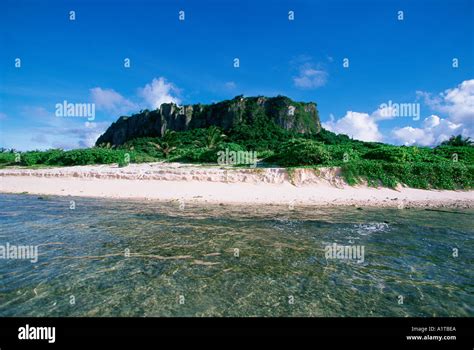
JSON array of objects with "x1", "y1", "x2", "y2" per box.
[
  {"x1": 195, "y1": 126, "x2": 227, "y2": 149},
  {"x1": 440, "y1": 135, "x2": 473, "y2": 147},
  {"x1": 148, "y1": 130, "x2": 178, "y2": 158}
]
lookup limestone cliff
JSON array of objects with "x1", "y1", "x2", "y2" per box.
[{"x1": 96, "y1": 95, "x2": 321, "y2": 146}]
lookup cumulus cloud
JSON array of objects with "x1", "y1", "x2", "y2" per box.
[
  {"x1": 371, "y1": 105, "x2": 398, "y2": 121},
  {"x1": 391, "y1": 115, "x2": 464, "y2": 146},
  {"x1": 90, "y1": 87, "x2": 137, "y2": 115},
  {"x1": 3, "y1": 77, "x2": 182, "y2": 150},
  {"x1": 138, "y1": 77, "x2": 181, "y2": 109},
  {"x1": 326, "y1": 80, "x2": 473, "y2": 146},
  {"x1": 323, "y1": 111, "x2": 382, "y2": 142},
  {"x1": 91, "y1": 77, "x2": 181, "y2": 115},
  {"x1": 391, "y1": 79, "x2": 474, "y2": 146},
  {"x1": 416, "y1": 79, "x2": 474, "y2": 124}
]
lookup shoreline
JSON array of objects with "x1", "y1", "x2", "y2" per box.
[{"x1": 1, "y1": 163, "x2": 473, "y2": 208}]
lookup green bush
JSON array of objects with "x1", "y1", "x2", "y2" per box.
[
  {"x1": 326, "y1": 145, "x2": 361, "y2": 164},
  {"x1": 341, "y1": 160, "x2": 473, "y2": 189},
  {"x1": 199, "y1": 142, "x2": 245, "y2": 163},
  {"x1": 123, "y1": 137, "x2": 164, "y2": 159},
  {"x1": 257, "y1": 149, "x2": 274, "y2": 160},
  {"x1": 173, "y1": 147, "x2": 208, "y2": 163},
  {"x1": 341, "y1": 160, "x2": 399, "y2": 187},
  {"x1": 434, "y1": 146, "x2": 474, "y2": 164},
  {"x1": 18, "y1": 148, "x2": 136, "y2": 166},
  {"x1": 363, "y1": 146, "x2": 408, "y2": 163},
  {"x1": 362, "y1": 145, "x2": 447, "y2": 163},
  {"x1": 229, "y1": 117, "x2": 300, "y2": 151},
  {"x1": 20, "y1": 150, "x2": 64, "y2": 166},
  {"x1": 272, "y1": 139, "x2": 330, "y2": 166},
  {"x1": 20, "y1": 152, "x2": 43, "y2": 166},
  {"x1": 0, "y1": 152, "x2": 18, "y2": 164},
  {"x1": 311, "y1": 128, "x2": 353, "y2": 145}
]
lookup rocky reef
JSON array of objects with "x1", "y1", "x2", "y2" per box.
[{"x1": 96, "y1": 95, "x2": 321, "y2": 146}]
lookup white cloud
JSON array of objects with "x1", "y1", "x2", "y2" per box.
[
  {"x1": 2, "y1": 77, "x2": 182, "y2": 150},
  {"x1": 391, "y1": 115, "x2": 464, "y2": 146},
  {"x1": 292, "y1": 59, "x2": 328, "y2": 90},
  {"x1": 326, "y1": 80, "x2": 474, "y2": 146},
  {"x1": 416, "y1": 79, "x2": 474, "y2": 124},
  {"x1": 90, "y1": 87, "x2": 137, "y2": 115},
  {"x1": 323, "y1": 111, "x2": 382, "y2": 142},
  {"x1": 371, "y1": 105, "x2": 398, "y2": 121},
  {"x1": 91, "y1": 77, "x2": 181, "y2": 114},
  {"x1": 293, "y1": 67, "x2": 328, "y2": 89},
  {"x1": 392, "y1": 126, "x2": 432, "y2": 147},
  {"x1": 392, "y1": 79, "x2": 474, "y2": 146},
  {"x1": 138, "y1": 77, "x2": 181, "y2": 109}
]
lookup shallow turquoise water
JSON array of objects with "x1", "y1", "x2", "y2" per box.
[{"x1": 0, "y1": 193, "x2": 472, "y2": 316}]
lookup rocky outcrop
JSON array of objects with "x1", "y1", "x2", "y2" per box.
[{"x1": 96, "y1": 95, "x2": 321, "y2": 146}]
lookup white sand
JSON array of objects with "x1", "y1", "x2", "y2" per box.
[{"x1": 1, "y1": 163, "x2": 473, "y2": 208}]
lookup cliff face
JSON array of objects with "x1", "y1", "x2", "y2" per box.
[{"x1": 96, "y1": 95, "x2": 321, "y2": 146}]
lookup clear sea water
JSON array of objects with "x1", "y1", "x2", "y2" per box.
[{"x1": 0, "y1": 193, "x2": 472, "y2": 317}]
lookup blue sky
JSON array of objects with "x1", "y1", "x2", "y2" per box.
[{"x1": 0, "y1": 0, "x2": 473, "y2": 150}]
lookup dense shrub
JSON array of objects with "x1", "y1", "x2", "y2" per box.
[
  {"x1": 229, "y1": 117, "x2": 300, "y2": 151},
  {"x1": 18, "y1": 148, "x2": 135, "y2": 166},
  {"x1": 0, "y1": 152, "x2": 18, "y2": 164},
  {"x1": 59, "y1": 149, "x2": 135, "y2": 166},
  {"x1": 326, "y1": 144, "x2": 361, "y2": 164},
  {"x1": 342, "y1": 160, "x2": 473, "y2": 189},
  {"x1": 434, "y1": 146, "x2": 474, "y2": 164},
  {"x1": 272, "y1": 139, "x2": 331, "y2": 166},
  {"x1": 199, "y1": 142, "x2": 245, "y2": 163},
  {"x1": 257, "y1": 149, "x2": 274, "y2": 160},
  {"x1": 173, "y1": 147, "x2": 208, "y2": 163},
  {"x1": 311, "y1": 128, "x2": 353, "y2": 145},
  {"x1": 362, "y1": 145, "x2": 446, "y2": 163},
  {"x1": 123, "y1": 137, "x2": 163, "y2": 158},
  {"x1": 20, "y1": 149, "x2": 64, "y2": 166}
]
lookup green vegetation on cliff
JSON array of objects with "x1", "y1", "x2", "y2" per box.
[{"x1": 95, "y1": 95, "x2": 321, "y2": 146}]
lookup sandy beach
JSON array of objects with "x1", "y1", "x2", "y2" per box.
[{"x1": 0, "y1": 162, "x2": 473, "y2": 208}]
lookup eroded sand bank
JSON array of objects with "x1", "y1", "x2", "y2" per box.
[{"x1": 1, "y1": 163, "x2": 472, "y2": 208}]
